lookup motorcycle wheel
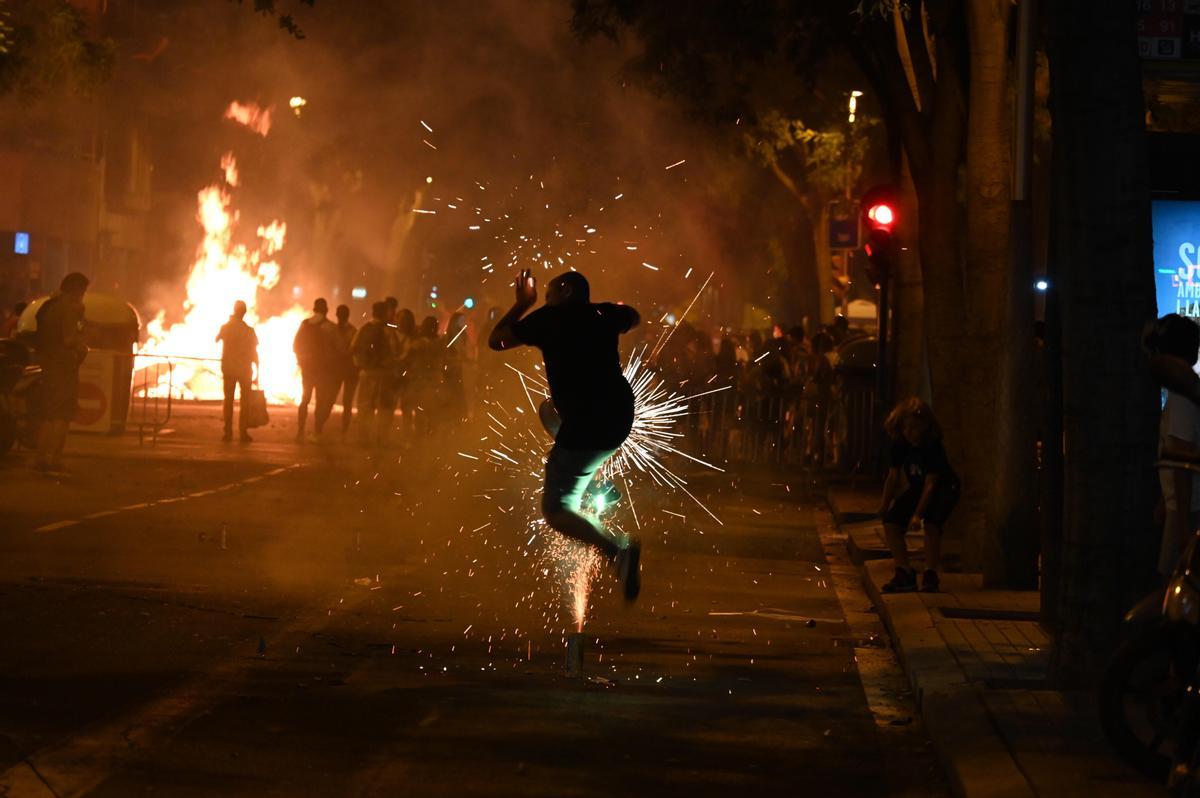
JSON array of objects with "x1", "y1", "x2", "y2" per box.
[{"x1": 1099, "y1": 622, "x2": 1196, "y2": 782}]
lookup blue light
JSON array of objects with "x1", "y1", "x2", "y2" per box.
[
  {"x1": 14, "y1": 232, "x2": 29, "y2": 255},
  {"x1": 464, "y1": 297, "x2": 475, "y2": 309},
  {"x1": 1035, "y1": 280, "x2": 1048, "y2": 292},
  {"x1": 351, "y1": 286, "x2": 367, "y2": 299}
]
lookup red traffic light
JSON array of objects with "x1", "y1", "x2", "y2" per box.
[{"x1": 866, "y1": 203, "x2": 895, "y2": 229}]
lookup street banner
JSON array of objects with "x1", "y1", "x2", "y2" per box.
[{"x1": 1153, "y1": 200, "x2": 1200, "y2": 320}]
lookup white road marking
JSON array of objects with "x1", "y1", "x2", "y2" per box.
[
  {"x1": 33, "y1": 520, "x2": 78, "y2": 533},
  {"x1": 32, "y1": 464, "x2": 304, "y2": 534}
]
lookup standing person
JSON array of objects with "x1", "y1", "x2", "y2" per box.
[
  {"x1": 32, "y1": 273, "x2": 88, "y2": 472},
  {"x1": 802, "y1": 331, "x2": 835, "y2": 466},
  {"x1": 1, "y1": 301, "x2": 27, "y2": 338},
  {"x1": 333, "y1": 304, "x2": 358, "y2": 437},
  {"x1": 376, "y1": 301, "x2": 407, "y2": 444},
  {"x1": 410, "y1": 315, "x2": 443, "y2": 436},
  {"x1": 392, "y1": 309, "x2": 417, "y2": 439},
  {"x1": 1149, "y1": 314, "x2": 1200, "y2": 577},
  {"x1": 444, "y1": 312, "x2": 468, "y2": 425},
  {"x1": 878, "y1": 397, "x2": 961, "y2": 593},
  {"x1": 216, "y1": 300, "x2": 258, "y2": 443},
  {"x1": 489, "y1": 270, "x2": 643, "y2": 600},
  {"x1": 293, "y1": 298, "x2": 338, "y2": 442},
  {"x1": 351, "y1": 301, "x2": 394, "y2": 445}
]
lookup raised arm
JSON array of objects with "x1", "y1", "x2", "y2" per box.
[{"x1": 488, "y1": 270, "x2": 537, "y2": 351}]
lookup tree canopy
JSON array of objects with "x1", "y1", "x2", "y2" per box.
[{"x1": 0, "y1": 0, "x2": 115, "y2": 96}]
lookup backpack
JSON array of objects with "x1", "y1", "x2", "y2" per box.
[
  {"x1": 354, "y1": 322, "x2": 389, "y2": 370},
  {"x1": 294, "y1": 319, "x2": 328, "y2": 370}
]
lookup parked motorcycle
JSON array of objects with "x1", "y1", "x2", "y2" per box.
[
  {"x1": 1100, "y1": 455, "x2": 1200, "y2": 794},
  {"x1": 0, "y1": 338, "x2": 41, "y2": 455}
]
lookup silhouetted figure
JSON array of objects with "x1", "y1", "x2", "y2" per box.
[
  {"x1": 351, "y1": 301, "x2": 395, "y2": 445},
  {"x1": 1148, "y1": 314, "x2": 1200, "y2": 576},
  {"x1": 33, "y1": 273, "x2": 89, "y2": 472},
  {"x1": 392, "y1": 309, "x2": 417, "y2": 438},
  {"x1": 293, "y1": 298, "x2": 338, "y2": 441},
  {"x1": 489, "y1": 270, "x2": 643, "y2": 601},
  {"x1": 216, "y1": 300, "x2": 258, "y2": 443},
  {"x1": 333, "y1": 304, "x2": 357, "y2": 436},
  {"x1": 1, "y1": 301, "x2": 27, "y2": 338}
]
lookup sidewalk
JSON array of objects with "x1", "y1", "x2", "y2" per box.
[{"x1": 828, "y1": 484, "x2": 1166, "y2": 798}]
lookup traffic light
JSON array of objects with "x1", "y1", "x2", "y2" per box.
[{"x1": 860, "y1": 185, "x2": 897, "y2": 287}]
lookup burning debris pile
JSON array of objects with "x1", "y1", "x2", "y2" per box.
[{"x1": 138, "y1": 101, "x2": 307, "y2": 404}]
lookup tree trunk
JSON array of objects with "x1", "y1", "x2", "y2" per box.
[
  {"x1": 964, "y1": 0, "x2": 1025, "y2": 585},
  {"x1": 893, "y1": 153, "x2": 925, "y2": 400},
  {"x1": 812, "y1": 200, "x2": 835, "y2": 326},
  {"x1": 912, "y1": 22, "x2": 973, "y2": 564},
  {"x1": 1047, "y1": 0, "x2": 1159, "y2": 684}
]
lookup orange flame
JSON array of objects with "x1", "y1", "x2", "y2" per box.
[
  {"x1": 224, "y1": 101, "x2": 272, "y2": 137},
  {"x1": 140, "y1": 152, "x2": 306, "y2": 404}
]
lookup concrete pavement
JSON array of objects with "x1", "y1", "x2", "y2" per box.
[
  {"x1": 0, "y1": 404, "x2": 948, "y2": 796},
  {"x1": 828, "y1": 484, "x2": 1167, "y2": 798}
]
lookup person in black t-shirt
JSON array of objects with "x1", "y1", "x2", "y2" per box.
[
  {"x1": 878, "y1": 397, "x2": 960, "y2": 593},
  {"x1": 489, "y1": 269, "x2": 643, "y2": 601}
]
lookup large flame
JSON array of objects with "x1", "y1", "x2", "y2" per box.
[{"x1": 139, "y1": 151, "x2": 306, "y2": 404}]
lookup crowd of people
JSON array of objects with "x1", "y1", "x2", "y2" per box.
[
  {"x1": 650, "y1": 314, "x2": 871, "y2": 467},
  {"x1": 218, "y1": 295, "x2": 471, "y2": 446}
]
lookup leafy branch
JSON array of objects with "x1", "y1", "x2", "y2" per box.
[{"x1": 229, "y1": 0, "x2": 316, "y2": 40}]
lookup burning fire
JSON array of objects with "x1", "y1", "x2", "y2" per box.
[
  {"x1": 139, "y1": 102, "x2": 306, "y2": 404},
  {"x1": 224, "y1": 100, "x2": 272, "y2": 136}
]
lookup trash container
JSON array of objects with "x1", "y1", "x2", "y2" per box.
[{"x1": 18, "y1": 292, "x2": 141, "y2": 434}]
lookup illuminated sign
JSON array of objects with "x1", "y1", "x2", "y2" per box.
[
  {"x1": 351, "y1": 286, "x2": 367, "y2": 299},
  {"x1": 14, "y1": 232, "x2": 29, "y2": 255},
  {"x1": 1154, "y1": 200, "x2": 1200, "y2": 319}
]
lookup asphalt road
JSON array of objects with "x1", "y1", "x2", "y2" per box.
[{"x1": 0, "y1": 401, "x2": 947, "y2": 797}]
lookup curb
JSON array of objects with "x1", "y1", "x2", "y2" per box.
[{"x1": 829, "y1": 487, "x2": 1036, "y2": 798}]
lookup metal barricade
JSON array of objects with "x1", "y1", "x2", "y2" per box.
[
  {"x1": 130, "y1": 354, "x2": 174, "y2": 445},
  {"x1": 680, "y1": 381, "x2": 873, "y2": 470}
]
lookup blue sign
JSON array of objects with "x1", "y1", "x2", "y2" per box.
[
  {"x1": 828, "y1": 217, "x2": 859, "y2": 250},
  {"x1": 13, "y1": 232, "x2": 29, "y2": 255},
  {"x1": 1154, "y1": 200, "x2": 1200, "y2": 319}
]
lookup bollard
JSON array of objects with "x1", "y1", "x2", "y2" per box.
[{"x1": 565, "y1": 632, "x2": 585, "y2": 677}]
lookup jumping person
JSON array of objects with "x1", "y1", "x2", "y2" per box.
[
  {"x1": 879, "y1": 397, "x2": 960, "y2": 593},
  {"x1": 488, "y1": 269, "x2": 643, "y2": 600}
]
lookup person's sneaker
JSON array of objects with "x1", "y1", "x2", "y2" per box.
[
  {"x1": 239, "y1": 432, "x2": 253, "y2": 443},
  {"x1": 221, "y1": 431, "x2": 233, "y2": 442},
  {"x1": 881, "y1": 567, "x2": 917, "y2": 594},
  {"x1": 921, "y1": 569, "x2": 940, "y2": 593},
  {"x1": 616, "y1": 538, "x2": 641, "y2": 602}
]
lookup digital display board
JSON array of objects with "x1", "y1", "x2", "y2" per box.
[{"x1": 1154, "y1": 200, "x2": 1200, "y2": 319}]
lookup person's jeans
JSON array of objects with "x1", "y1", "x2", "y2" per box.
[
  {"x1": 298, "y1": 371, "x2": 337, "y2": 434},
  {"x1": 338, "y1": 372, "x2": 359, "y2": 432},
  {"x1": 223, "y1": 371, "x2": 252, "y2": 433},
  {"x1": 356, "y1": 370, "x2": 387, "y2": 443},
  {"x1": 541, "y1": 444, "x2": 622, "y2": 558}
]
